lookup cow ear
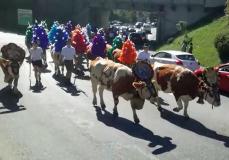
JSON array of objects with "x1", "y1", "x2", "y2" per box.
[{"x1": 132, "y1": 81, "x2": 146, "y2": 89}]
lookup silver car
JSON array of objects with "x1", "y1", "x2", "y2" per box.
[{"x1": 150, "y1": 50, "x2": 200, "y2": 71}]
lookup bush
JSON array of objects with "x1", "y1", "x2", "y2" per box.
[{"x1": 214, "y1": 28, "x2": 229, "y2": 63}]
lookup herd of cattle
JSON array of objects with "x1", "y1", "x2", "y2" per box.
[
  {"x1": 0, "y1": 43, "x2": 221, "y2": 124},
  {"x1": 90, "y1": 57, "x2": 221, "y2": 123}
]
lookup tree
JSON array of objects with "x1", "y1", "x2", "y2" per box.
[
  {"x1": 225, "y1": 0, "x2": 229, "y2": 16},
  {"x1": 214, "y1": 29, "x2": 229, "y2": 63},
  {"x1": 225, "y1": 0, "x2": 229, "y2": 24}
]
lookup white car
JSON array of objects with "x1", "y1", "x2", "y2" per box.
[{"x1": 150, "y1": 50, "x2": 200, "y2": 71}]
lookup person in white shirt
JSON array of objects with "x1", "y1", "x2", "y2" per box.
[
  {"x1": 137, "y1": 43, "x2": 150, "y2": 63},
  {"x1": 29, "y1": 41, "x2": 43, "y2": 87},
  {"x1": 60, "y1": 38, "x2": 76, "y2": 85}
]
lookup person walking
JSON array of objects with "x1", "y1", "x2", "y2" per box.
[
  {"x1": 187, "y1": 42, "x2": 193, "y2": 54},
  {"x1": 137, "y1": 43, "x2": 150, "y2": 63},
  {"x1": 29, "y1": 41, "x2": 43, "y2": 87},
  {"x1": 60, "y1": 38, "x2": 76, "y2": 85}
]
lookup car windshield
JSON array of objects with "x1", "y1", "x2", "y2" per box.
[{"x1": 176, "y1": 54, "x2": 195, "y2": 61}]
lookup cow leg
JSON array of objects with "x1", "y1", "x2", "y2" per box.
[
  {"x1": 173, "y1": 98, "x2": 183, "y2": 112},
  {"x1": 183, "y1": 99, "x2": 190, "y2": 119},
  {"x1": 57, "y1": 64, "x2": 61, "y2": 75},
  {"x1": 42, "y1": 49, "x2": 47, "y2": 67},
  {"x1": 7, "y1": 78, "x2": 13, "y2": 90},
  {"x1": 54, "y1": 65, "x2": 57, "y2": 74},
  {"x1": 155, "y1": 96, "x2": 163, "y2": 111},
  {"x1": 55, "y1": 64, "x2": 59, "y2": 75},
  {"x1": 91, "y1": 79, "x2": 98, "y2": 106},
  {"x1": 150, "y1": 96, "x2": 163, "y2": 112},
  {"x1": 131, "y1": 106, "x2": 140, "y2": 124},
  {"x1": 12, "y1": 76, "x2": 19, "y2": 93},
  {"x1": 61, "y1": 65, "x2": 64, "y2": 75},
  {"x1": 99, "y1": 86, "x2": 106, "y2": 110},
  {"x1": 86, "y1": 55, "x2": 89, "y2": 68},
  {"x1": 113, "y1": 95, "x2": 119, "y2": 117},
  {"x1": 55, "y1": 59, "x2": 60, "y2": 75}
]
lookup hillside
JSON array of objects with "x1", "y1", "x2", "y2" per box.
[{"x1": 158, "y1": 16, "x2": 228, "y2": 67}]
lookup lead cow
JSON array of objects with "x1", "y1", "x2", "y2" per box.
[
  {"x1": 0, "y1": 43, "x2": 25, "y2": 94},
  {"x1": 90, "y1": 57, "x2": 159, "y2": 123},
  {"x1": 134, "y1": 62, "x2": 221, "y2": 119}
]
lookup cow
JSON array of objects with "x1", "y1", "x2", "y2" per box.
[
  {"x1": 194, "y1": 67, "x2": 219, "y2": 104},
  {"x1": 194, "y1": 67, "x2": 218, "y2": 87},
  {"x1": 90, "y1": 57, "x2": 160, "y2": 123},
  {"x1": 0, "y1": 43, "x2": 25, "y2": 94},
  {"x1": 133, "y1": 62, "x2": 221, "y2": 119},
  {"x1": 50, "y1": 45, "x2": 64, "y2": 76}
]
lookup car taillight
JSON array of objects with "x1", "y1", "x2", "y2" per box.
[{"x1": 176, "y1": 59, "x2": 183, "y2": 65}]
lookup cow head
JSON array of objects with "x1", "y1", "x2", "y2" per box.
[
  {"x1": 203, "y1": 67, "x2": 221, "y2": 107},
  {"x1": 132, "y1": 81, "x2": 158, "y2": 103},
  {"x1": 204, "y1": 67, "x2": 218, "y2": 87},
  {"x1": 199, "y1": 81, "x2": 221, "y2": 107}
]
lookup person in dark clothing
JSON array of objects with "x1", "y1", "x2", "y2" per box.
[{"x1": 187, "y1": 42, "x2": 193, "y2": 54}]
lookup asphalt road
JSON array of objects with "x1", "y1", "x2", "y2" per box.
[{"x1": 0, "y1": 31, "x2": 229, "y2": 160}]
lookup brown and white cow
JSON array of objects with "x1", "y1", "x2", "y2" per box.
[
  {"x1": 50, "y1": 45, "x2": 64, "y2": 76},
  {"x1": 0, "y1": 43, "x2": 25, "y2": 94},
  {"x1": 90, "y1": 57, "x2": 160, "y2": 123},
  {"x1": 134, "y1": 62, "x2": 221, "y2": 119}
]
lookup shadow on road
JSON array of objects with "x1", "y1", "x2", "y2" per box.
[
  {"x1": 0, "y1": 86, "x2": 26, "y2": 114},
  {"x1": 160, "y1": 108, "x2": 229, "y2": 148},
  {"x1": 72, "y1": 67, "x2": 90, "y2": 81},
  {"x1": 30, "y1": 84, "x2": 47, "y2": 93},
  {"x1": 155, "y1": 97, "x2": 169, "y2": 106},
  {"x1": 52, "y1": 74, "x2": 87, "y2": 96},
  {"x1": 41, "y1": 68, "x2": 52, "y2": 73},
  {"x1": 94, "y1": 106, "x2": 176, "y2": 155}
]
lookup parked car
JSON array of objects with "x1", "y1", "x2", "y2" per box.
[
  {"x1": 150, "y1": 50, "x2": 200, "y2": 71},
  {"x1": 135, "y1": 22, "x2": 143, "y2": 29},
  {"x1": 194, "y1": 63, "x2": 229, "y2": 92}
]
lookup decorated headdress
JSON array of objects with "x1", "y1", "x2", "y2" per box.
[
  {"x1": 91, "y1": 34, "x2": 106, "y2": 58},
  {"x1": 107, "y1": 36, "x2": 123, "y2": 59},
  {"x1": 53, "y1": 26, "x2": 69, "y2": 52},
  {"x1": 86, "y1": 23, "x2": 92, "y2": 39},
  {"x1": 25, "y1": 24, "x2": 33, "y2": 44},
  {"x1": 118, "y1": 39, "x2": 136, "y2": 65},
  {"x1": 32, "y1": 21, "x2": 49, "y2": 49},
  {"x1": 71, "y1": 27, "x2": 87, "y2": 54},
  {"x1": 81, "y1": 27, "x2": 90, "y2": 45},
  {"x1": 65, "y1": 20, "x2": 73, "y2": 35},
  {"x1": 48, "y1": 21, "x2": 59, "y2": 45}
]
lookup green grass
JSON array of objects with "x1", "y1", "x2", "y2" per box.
[{"x1": 158, "y1": 16, "x2": 228, "y2": 67}]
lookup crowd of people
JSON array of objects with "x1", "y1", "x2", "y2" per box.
[
  {"x1": 0, "y1": 20, "x2": 152, "y2": 94},
  {"x1": 24, "y1": 20, "x2": 152, "y2": 88}
]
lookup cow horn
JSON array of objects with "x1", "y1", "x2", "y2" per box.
[
  {"x1": 0, "y1": 57, "x2": 11, "y2": 67},
  {"x1": 132, "y1": 81, "x2": 146, "y2": 89}
]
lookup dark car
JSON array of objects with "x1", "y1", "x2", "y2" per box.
[{"x1": 129, "y1": 32, "x2": 148, "y2": 49}]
